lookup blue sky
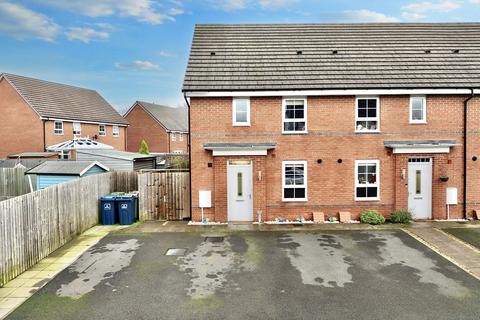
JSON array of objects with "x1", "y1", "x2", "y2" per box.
[{"x1": 1, "y1": 0, "x2": 479, "y2": 112}]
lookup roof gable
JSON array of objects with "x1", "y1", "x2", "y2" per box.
[
  {"x1": 26, "y1": 160, "x2": 109, "y2": 176},
  {"x1": 0, "y1": 73, "x2": 128, "y2": 125},
  {"x1": 183, "y1": 23, "x2": 480, "y2": 92},
  {"x1": 130, "y1": 101, "x2": 188, "y2": 132}
]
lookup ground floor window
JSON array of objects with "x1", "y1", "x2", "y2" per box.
[
  {"x1": 282, "y1": 160, "x2": 307, "y2": 201},
  {"x1": 355, "y1": 160, "x2": 379, "y2": 200}
]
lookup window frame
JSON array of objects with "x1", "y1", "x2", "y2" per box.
[
  {"x1": 232, "y1": 97, "x2": 251, "y2": 126},
  {"x1": 171, "y1": 132, "x2": 176, "y2": 141},
  {"x1": 282, "y1": 97, "x2": 308, "y2": 134},
  {"x1": 282, "y1": 160, "x2": 308, "y2": 202},
  {"x1": 54, "y1": 120, "x2": 64, "y2": 135},
  {"x1": 179, "y1": 132, "x2": 184, "y2": 141},
  {"x1": 409, "y1": 95, "x2": 427, "y2": 124},
  {"x1": 355, "y1": 96, "x2": 380, "y2": 133},
  {"x1": 72, "y1": 122, "x2": 81, "y2": 135},
  {"x1": 354, "y1": 159, "x2": 380, "y2": 201},
  {"x1": 99, "y1": 124, "x2": 106, "y2": 136},
  {"x1": 112, "y1": 125, "x2": 119, "y2": 137}
]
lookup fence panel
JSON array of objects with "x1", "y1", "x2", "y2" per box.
[
  {"x1": 0, "y1": 167, "x2": 36, "y2": 201},
  {"x1": 0, "y1": 171, "x2": 138, "y2": 287},
  {"x1": 138, "y1": 171, "x2": 190, "y2": 221}
]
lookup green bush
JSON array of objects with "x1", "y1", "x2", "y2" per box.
[
  {"x1": 389, "y1": 209, "x2": 412, "y2": 223},
  {"x1": 138, "y1": 140, "x2": 150, "y2": 155},
  {"x1": 360, "y1": 210, "x2": 385, "y2": 225}
]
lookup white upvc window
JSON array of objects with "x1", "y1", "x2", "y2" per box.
[
  {"x1": 410, "y1": 96, "x2": 427, "y2": 124},
  {"x1": 54, "y1": 121, "x2": 63, "y2": 135},
  {"x1": 172, "y1": 132, "x2": 176, "y2": 141},
  {"x1": 282, "y1": 160, "x2": 308, "y2": 201},
  {"x1": 99, "y1": 124, "x2": 106, "y2": 136},
  {"x1": 179, "y1": 132, "x2": 184, "y2": 141},
  {"x1": 112, "y1": 125, "x2": 119, "y2": 137},
  {"x1": 59, "y1": 150, "x2": 70, "y2": 160},
  {"x1": 73, "y1": 122, "x2": 81, "y2": 135},
  {"x1": 355, "y1": 97, "x2": 380, "y2": 132},
  {"x1": 282, "y1": 98, "x2": 307, "y2": 134},
  {"x1": 355, "y1": 160, "x2": 380, "y2": 201},
  {"x1": 232, "y1": 98, "x2": 250, "y2": 126}
]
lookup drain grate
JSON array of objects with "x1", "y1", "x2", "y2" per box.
[
  {"x1": 204, "y1": 236, "x2": 224, "y2": 243},
  {"x1": 165, "y1": 248, "x2": 187, "y2": 256}
]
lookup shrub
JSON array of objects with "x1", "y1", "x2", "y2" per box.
[
  {"x1": 360, "y1": 210, "x2": 385, "y2": 225},
  {"x1": 138, "y1": 140, "x2": 150, "y2": 155},
  {"x1": 389, "y1": 209, "x2": 412, "y2": 224}
]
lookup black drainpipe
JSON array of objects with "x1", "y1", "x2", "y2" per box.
[
  {"x1": 463, "y1": 88, "x2": 475, "y2": 220},
  {"x1": 183, "y1": 93, "x2": 193, "y2": 220}
]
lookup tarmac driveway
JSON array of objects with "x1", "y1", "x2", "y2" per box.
[{"x1": 6, "y1": 230, "x2": 480, "y2": 320}]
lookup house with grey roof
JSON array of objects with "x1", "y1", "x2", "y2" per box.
[
  {"x1": 183, "y1": 23, "x2": 480, "y2": 223},
  {"x1": 124, "y1": 101, "x2": 189, "y2": 154},
  {"x1": 0, "y1": 73, "x2": 128, "y2": 159}
]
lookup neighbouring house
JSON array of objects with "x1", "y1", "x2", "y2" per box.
[
  {"x1": 46, "y1": 137, "x2": 114, "y2": 160},
  {"x1": 183, "y1": 23, "x2": 480, "y2": 223},
  {"x1": 0, "y1": 73, "x2": 128, "y2": 159},
  {"x1": 76, "y1": 149, "x2": 156, "y2": 171},
  {"x1": 124, "y1": 101, "x2": 189, "y2": 154},
  {"x1": 25, "y1": 161, "x2": 109, "y2": 190}
]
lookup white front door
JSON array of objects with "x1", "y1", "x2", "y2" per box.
[
  {"x1": 227, "y1": 160, "x2": 253, "y2": 221},
  {"x1": 408, "y1": 158, "x2": 432, "y2": 219}
]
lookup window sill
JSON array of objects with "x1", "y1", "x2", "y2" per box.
[
  {"x1": 409, "y1": 121, "x2": 427, "y2": 125},
  {"x1": 355, "y1": 198, "x2": 380, "y2": 202},
  {"x1": 282, "y1": 198, "x2": 308, "y2": 202},
  {"x1": 54, "y1": 133, "x2": 64, "y2": 136},
  {"x1": 355, "y1": 130, "x2": 380, "y2": 134},
  {"x1": 233, "y1": 123, "x2": 251, "y2": 127},
  {"x1": 282, "y1": 131, "x2": 308, "y2": 135}
]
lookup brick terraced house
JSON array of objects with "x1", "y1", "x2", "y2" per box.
[
  {"x1": 0, "y1": 73, "x2": 128, "y2": 159},
  {"x1": 125, "y1": 101, "x2": 189, "y2": 154},
  {"x1": 183, "y1": 23, "x2": 480, "y2": 223}
]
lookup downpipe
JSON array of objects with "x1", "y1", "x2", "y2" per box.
[{"x1": 463, "y1": 89, "x2": 475, "y2": 220}]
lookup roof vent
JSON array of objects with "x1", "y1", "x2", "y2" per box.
[
  {"x1": 452, "y1": 49, "x2": 460, "y2": 54},
  {"x1": 210, "y1": 52, "x2": 216, "y2": 56},
  {"x1": 296, "y1": 50, "x2": 303, "y2": 55},
  {"x1": 424, "y1": 49, "x2": 431, "y2": 54},
  {"x1": 332, "y1": 50, "x2": 338, "y2": 54}
]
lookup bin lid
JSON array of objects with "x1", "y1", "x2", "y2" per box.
[{"x1": 100, "y1": 195, "x2": 117, "y2": 200}]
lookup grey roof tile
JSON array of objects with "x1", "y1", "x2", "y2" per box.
[
  {"x1": 26, "y1": 161, "x2": 108, "y2": 175},
  {"x1": 1, "y1": 73, "x2": 128, "y2": 125},
  {"x1": 136, "y1": 101, "x2": 188, "y2": 132},
  {"x1": 183, "y1": 23, "x2": 480, "y2": 91}
]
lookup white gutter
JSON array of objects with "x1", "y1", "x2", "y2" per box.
[{"x1": 185, "y1": 88, "x2": 480, "y2": 98}]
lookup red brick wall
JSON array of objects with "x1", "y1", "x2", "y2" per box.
[
  {"x1": 190, "y1": 95, "x2": 480, "y2": 222},
  {"x1": 169, "y1": 132, "x2": 189, "y2": 154},
  {"x1": 0, "y1": 78, "x2": 44, "y2": 158},
  {"x1": 44, "y1": 121, "x2": 126, "y2": 151}
]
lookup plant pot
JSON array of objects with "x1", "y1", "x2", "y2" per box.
[{"x1": 440, "y1": 176, "x2": 449, "y2": 182}]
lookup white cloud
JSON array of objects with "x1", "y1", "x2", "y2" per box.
[
  {"x1": 115, "y1": 60, "x2": 160, "y2": 71},
  {"x1": 341, "y1": 9, "x2": 400, "y2": 23},
  {"x1": 0, "y1": 1, "x2": 60, "y2": 41},
  {"x1": 210, "y1": 0, "x2": 297, "y2": 11},
  {"x1": 168, "y1": 8, "x2": 185, "y2": 15},
  {"x1": 158, "y1": 50, "x2": 176, "y2": 57},
  {"x1": 65, "y1": 27, "x2": 109, "y2": 43},
  {"x1": 36, "y1": 0, "x2": 180, "y2": 24},
  {"x1": 401, "y1": 1, "x2": 462, "y2": 20},
  {"x1": 469, "y1": 0, "x2": 480, "y2": 3}
]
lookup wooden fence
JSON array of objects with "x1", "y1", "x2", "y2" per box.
[
  {"x1": 0, "y1": 167, "x2": 36, "y2": 201},
  {"x1": 0, "y1": 171, "x2": 137, "y2": 287},
  {"x1": 138, "y1": 171, "x2": 190, "y2": 221}
]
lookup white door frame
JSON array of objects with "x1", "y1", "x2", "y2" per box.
[
  {"x1": 227, "y1": 160, "x2": 253, "y2": 222},
  {"x1": 408, "y1": 158, "x2": 433, "y2": 219}
]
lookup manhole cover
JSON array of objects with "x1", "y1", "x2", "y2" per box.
[
  {"x1": 204, "y1": 236, "x2": 224, "y2": 243},
  {"x1": 165, "y1": 248, "x2": 187, "y2": 256}
]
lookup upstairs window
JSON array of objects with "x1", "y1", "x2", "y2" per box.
[
  {"x1": 73, "y1": 122, "x2": 81, "y2": 135},
  {"x1": 410, "y1": 96, "x2": 426, "y2": 124},
  {"x1": 179, "y1": 132, "x2": 184, "y2": 141},
  {"x1": 172, "y1": 132, "x2": 176, "y2": 141},
  {"x1": 355, "y1": 160, "x2": 380, "y2": 201},
  {"x1": 283, "y1": 98, "x2": 307, "y2": 133},
  {"x1": 112, "y1": 125, "x2": 119, "y2": 137},
  {"x1": 54, "y1": 121, "x2": 63, "y2": 135},
  {"x1": 99, "y1": 124, "x2": 106, "y2": 136},
  {"x1": 356, "y1": 97, "x2": 379, "y2": 132},
  {"x1": 282, "y1": 161, "x2": 307, "y2": 201},
  {"x1": 233, "y1": 98, "x2": 250, "y2": 126}
]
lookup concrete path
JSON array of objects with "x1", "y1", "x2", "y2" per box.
[{"x1": 406, "y1": 225, "x2": 480, "y2": 280}]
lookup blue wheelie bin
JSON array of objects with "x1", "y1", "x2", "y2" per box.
[
  {"x1": 117, "y1": 195, "x2": 136, "y2": 225},
  {"x1": 100, "y1": 195, "x2": 117, "y2": 225}
]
